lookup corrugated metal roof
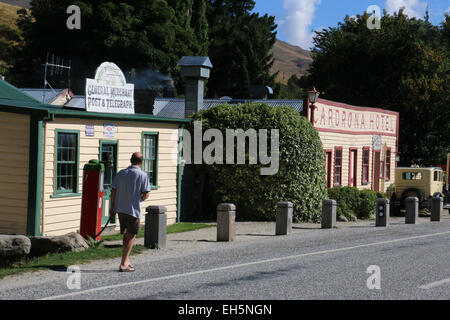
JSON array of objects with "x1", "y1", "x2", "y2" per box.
[
  {"x1": 20, "y1": 88, "x2": 66, "y2": 104},
  {"x1": 64, "y1": 95, "x2": 86, "y2": 110},
  {"x1": 153, "y1": 98, "x2": 304, "y2": 118}
]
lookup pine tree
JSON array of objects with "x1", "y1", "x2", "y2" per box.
[{"x1": 205, "y1": 0, "x2": 277, "y2": 98}]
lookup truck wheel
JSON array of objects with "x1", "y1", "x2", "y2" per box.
[
  {"x1": 401, "y1": 189, "x2": 422, "y2": 209},
  {"x1": 432, "y1": 192, "x2": 443, "y2": 198}
]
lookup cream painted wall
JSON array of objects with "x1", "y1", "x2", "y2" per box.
[{"x1": 42, "y1": 118, "x2": 180, "y2": 236}]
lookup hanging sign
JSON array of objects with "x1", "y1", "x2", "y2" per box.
[
  {"x1": 373, "y1": 135, "x2": 382, "y2": 151},
  {"x1": 86, "y1": 62, "x2": 134, "y2": 114}
]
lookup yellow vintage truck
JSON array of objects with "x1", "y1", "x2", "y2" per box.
[{"x1": 391, "y1": 167, "x2": 450, "y2": 211}]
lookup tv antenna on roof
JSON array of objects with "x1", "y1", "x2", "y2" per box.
[{"x1": 41, "y1": 53, "x2": 72, "y2": 103}]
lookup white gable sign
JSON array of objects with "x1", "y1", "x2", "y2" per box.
[{"x1": 85, "y1": 62, "x2": 134, "y2": 114}]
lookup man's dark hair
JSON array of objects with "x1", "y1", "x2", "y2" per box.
[{"x1": 131, "y1": 153, "x2": 144, "y2": 165}]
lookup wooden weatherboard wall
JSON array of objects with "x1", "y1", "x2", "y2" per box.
[
  {"x1": 310, "y1": 99, "x2": 399, "y2": 193},
  {"x1": 0, "y1": 112, "x2": 30, "y2": 234},
  {"x1": 42, "y1": 118, "x2": 180, "y2": 236}
]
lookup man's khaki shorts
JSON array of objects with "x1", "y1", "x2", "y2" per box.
[{"x1": 118, "y1": 213, "x2": 140, "y2": 236}]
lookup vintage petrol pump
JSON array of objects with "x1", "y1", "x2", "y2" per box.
[{"x1": 80, "y1": 159, "x2": 105, "y2": 241}]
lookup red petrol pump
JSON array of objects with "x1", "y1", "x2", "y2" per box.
[{"x1": 80, "y1": 160, "x2": 105, "y2": 241}]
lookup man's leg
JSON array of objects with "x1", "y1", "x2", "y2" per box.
[{"x1": 120, "y1": 232, "x2": 136, "y2": 270}]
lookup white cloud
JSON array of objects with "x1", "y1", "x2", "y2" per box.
[
  {"x1": 385, "y1": 0, "x2": 428, "y2": 19},
  {"x1": 282, "y1": 0, "x2": 322, "y2": 50}
]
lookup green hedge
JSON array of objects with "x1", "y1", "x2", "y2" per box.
[
  {"x1": 327, "y1": 187, "x2": 381, "y2": 220},
  {"x1": 188, "y1": 103, "x2": 328, "y2": 222}
]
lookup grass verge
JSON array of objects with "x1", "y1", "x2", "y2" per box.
[
  {"x1": 0, "y1": 223, "x2": 214, "y2": 280},
  {"x1": 101, "y1": 222, "x2": 214, "y2": 242},
  {"x1": 0, "y1": 244, "x2": 147, "y2": 280}
]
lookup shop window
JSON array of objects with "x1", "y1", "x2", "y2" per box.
[
  {"x1": 142, "y1": 132, "x2": 159, "y2": 187},
  {"x1": 334, "y1": 147, "x2": 343, "y2": 186},
  {"x1": 385, "y1": 148, "x2": 391, "y2": 181},
  {"x1": 362, "y1": 147, "x2": 370, "y2": 184},
  {"x1": 55, "y1": 130, "x2": 79, "y2": 195}
]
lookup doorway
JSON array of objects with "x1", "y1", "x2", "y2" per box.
[
  {"x1": 325, "y1": 150, "x2": 332, "y2": 188},
  {"x1": 349, "y1": 148, "x2": 358, "y2": 187},
  {"x1": 373, "y1": 151, "x2": 381, "y2": 192},
  {"x1": 100, "y1": 140, "x2": 118, "y2": 225}
]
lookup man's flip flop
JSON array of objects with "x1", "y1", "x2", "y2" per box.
[{"x1": 119, "y1": 265, "x2": 135, "y2": 272}]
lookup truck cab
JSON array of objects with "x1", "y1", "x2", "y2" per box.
[{"x1": 393, "y1": 167, "x2": 445, "y2": 209}]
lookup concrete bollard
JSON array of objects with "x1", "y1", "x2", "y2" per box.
[
  {"x1": 276, "y1": 202, "x2": 293, "y2": 235},
  {"x1": 145, "y1": 206, "x2": 167, "y2": 249},
  {"x1": 376, "y1": 198, "x2": 390, "y2": 227},
  {"x1": 405, "y1": 197, "x2": 419, "y2": 224},
  {"x1": 431, "y1": 197, "x2": 443, "y2": 222},
  {"x1": 217, "y1": 203, "x2": 236, "y2": 242},
  {"x1": 322, "y1": 200, "x2": 337, "y2": 229}
]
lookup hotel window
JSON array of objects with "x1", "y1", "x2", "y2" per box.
[
  {"x1": 385, "y1": 148, "x2": 391, "y2": 181},
  {"x1": 142, "y1": 132, "x2": 159, "y2": 187},
  {"x1": 55, "y1": 130, "x2": 79, "y2": 194},
  {"x1": 334, "y1": 147, "x2": 343, "y2": 186},
  {"x1": 362, "y1": 147, "x2": 370, "y2": 184}
]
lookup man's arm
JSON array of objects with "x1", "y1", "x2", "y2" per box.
[
  {"x1": 141, "y1": 174, "x2": 151, "y2": 202},
  {"x1": 141, "y1": 191, "x2": 150, "y2": 202},
  {"x1": 109, "y1": 188, "x2": 117, "y2": 217}
]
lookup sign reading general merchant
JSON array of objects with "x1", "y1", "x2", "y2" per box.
[
  {"x1": 86, "y1": 62, "x2": 135, "y2": 114},
  {"x1": 312, "y1": 99, "x2": 398, "y2": 136}
]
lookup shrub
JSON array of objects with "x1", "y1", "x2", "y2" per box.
[
  {"x1": 328, "y1": 187, "x2": 379, "y2": 220},
  {"x1": 187, "y1": 103, "x2": 328, "y2": 222}
]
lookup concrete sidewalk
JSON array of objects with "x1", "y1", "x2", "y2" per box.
[{"x1": 103, "y1": 213, "x2": 450, "y2": 253}]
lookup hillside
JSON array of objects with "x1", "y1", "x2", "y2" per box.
[
  {"x1": 271, "y1": 39, "x2": 312, "y2": 84},
  {"x1": 0, "y1": 1, "x2": 21, "y2": 28}
]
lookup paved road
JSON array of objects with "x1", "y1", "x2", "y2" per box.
[{"x1": 1, "y1": 215, "x2": 450, "y2": 300}]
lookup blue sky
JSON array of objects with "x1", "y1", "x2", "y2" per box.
[{"x1": 253, "y1": 0, "x2": 450, "y2": 49}]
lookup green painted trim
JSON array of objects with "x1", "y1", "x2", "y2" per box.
[
  {"x1": 26, "y1": 116, "x2": 44, "y2": 236},
  {"x1": 177, "y1": 126, "x2": 184, "y2": 223},
  {"x1": 99, "y1": 139, "x2": 119, "y2": 225},
  {"x1": 49, "y1": 193, "x2": 82, "y2": 199},
  {"x1": 99, "y1": 139, "x2": 119, "y2": 195},
  {"x1": 54, "y1": 129, "x2": 80, "y2": 196},
  {"x1": 0, "y1": 102, "x2": 190, "y2": 124},
  {"x1": 142, "y1": 131, "x2": 159, "y2": 188}
]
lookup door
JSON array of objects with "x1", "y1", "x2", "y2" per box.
[
  {"x1": 349, "y1": 149, "x2": 358, "y2": 187},
  {"x1": 325, "y1": 150, "x2": 332, "y2": 188},
  {"x1": 373, "y1": 151, "x2": 381, "y2": 192},
  {"x1": 100, "y1": 141, "x2": 118, "y2": 225}
]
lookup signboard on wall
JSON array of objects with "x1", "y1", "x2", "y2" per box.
[
  {"x1": 104, "y1": 123, "x2": 115, "y2": 138},
  {"x1": 312, "y1": 101, "x2": 398, "y2": 137},
  {"x1": 85, "y1": 125, "x2": 95, "y2": 137},
  {"x1": 85, "y1": 62, "x2": 135, "y2": 114}
]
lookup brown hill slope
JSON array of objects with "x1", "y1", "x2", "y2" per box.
[
  {"x1": 271, "y1": 39, "x2": 312, "y2": 84},
  {"x1": 0, "y1": 1, "x2": 21, "y2": 28}
]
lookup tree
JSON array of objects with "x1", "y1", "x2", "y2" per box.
[
  {"x1": 188, "y1": 103, "x2": 327, "y2": 222},
  {"x1": 205, "y1": 0, "x2": 277, "y2": 98},
  {"x1": 11, "y1": 0, "x2": 207, "y2": 92},
  {"x1": 0, "y1": 24, "x2": 20, "y2": 77},
  {"x1": 300, "y1": 10, "x2": 450, "y2": 166}
]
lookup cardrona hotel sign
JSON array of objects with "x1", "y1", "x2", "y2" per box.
[{"x1": 85, "y1": 62, "x2": 134, "y2": 114}]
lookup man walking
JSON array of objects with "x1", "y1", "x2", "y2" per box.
[{"x1": 110, "y1": 152, "x2": 151, "y2": 272}]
